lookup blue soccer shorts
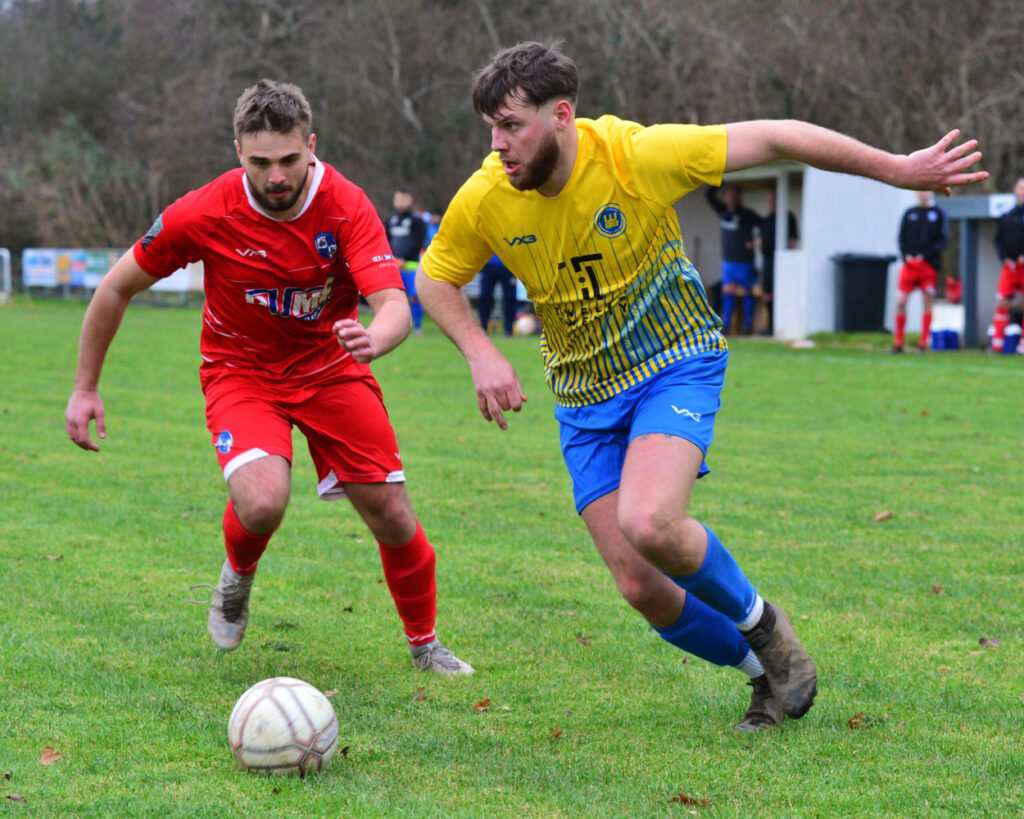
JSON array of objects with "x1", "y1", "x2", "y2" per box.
[
  {"x1": 721, "y1": 260, "x2": 757, "y2": 290},
  {"x1": 555, "y1": 351, "x2": 727, "y2": 513}
]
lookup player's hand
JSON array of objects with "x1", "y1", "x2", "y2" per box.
[
  {"x1": 333, "y1": 319, "x2": 377, "y2": 363},
  {"x1": 467, "y1": 349, "x2": 527, "y2": 430},
  {"x1": 899, "y1": 129, "x2": 988, "y2": 196},
  {"x1": 65, "y1": 389, "x2": 106, "y2": 452}
]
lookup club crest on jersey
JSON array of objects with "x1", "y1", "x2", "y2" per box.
[
  {"x1": 215, "y1": 430, "x2": 233, "y2": 454},
  {"x1": 141, "y1": 215, "x2": 164, "y2": 250},
  {"x1": 594, "y1": 204, "x2": 626, "y2": 238},
  {"x1": 314, "y1": 231, "x2": 338, "y2": 260}
]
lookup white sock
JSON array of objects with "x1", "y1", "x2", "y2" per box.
[
  {"x1": 736, "y1": 594, "x2": 764, "y2": 632},
  {"x1": 734, "y1": 649, "x2": 764, "y2": 678}
]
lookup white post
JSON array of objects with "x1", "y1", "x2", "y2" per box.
[{"x1": 0, "y1": 248, "x2": 11, "y2": 303}]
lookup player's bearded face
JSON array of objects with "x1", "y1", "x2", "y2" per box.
[
  {"x1": 250, "y1": 166, "x2": 309, "y2": 213},
  {"x1": 509, "y1": 128, "x2": 560, "y2": 192},
  {"x1": 236, "y1": 128, "x2": 316, "y2": 218}
]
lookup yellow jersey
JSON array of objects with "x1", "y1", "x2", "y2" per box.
[{"x1": 421, "y1": 115, "x2": 728, "y2": 407}]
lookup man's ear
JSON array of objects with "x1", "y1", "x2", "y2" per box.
[{"x1": 552, "y1": 99, "x2": 575, "y2": 131}]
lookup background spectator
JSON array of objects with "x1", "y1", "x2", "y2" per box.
[
  {"x1": 893, "y1": 191, "x2": 949, "y2": 353},
  {"x1": 706, "y1": 184, "x2": 761, "y2": 334},
  {"x1": 386, "y1": 187, "x2": 428, "y2": 334},
  {"x1": 477, "y1": 254, "x2": 519, "y2": 337}
]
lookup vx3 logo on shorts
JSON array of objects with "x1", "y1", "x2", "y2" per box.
[{"x1": 671, "y1": 405, "x2": 702, "y2": 422}]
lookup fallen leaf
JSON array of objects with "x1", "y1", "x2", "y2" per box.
[
  {"x1": 550, "y1": 727, "x2": 562, "y2": 740},
  {"x1": 847, "y1": 712, "x2": 864, "y2": 729},
  {"x1": 412, "y1": 687, "x2": 427, "y2": 701},
  {"x1": 921, "y1": 409, "x2": 930, "y2": 417},
  {"x1": 873, "y1": 510, "x2": 893, "y2": 522},
  {"x1": 473, "y1": 698, "x2": 491, "y2": 712},
  {"x1": 668, "y1": 793, "x2": 710, "y2": 807},
  {"x1": 938, "y1": 666, "x2": 951, "y2": 674},
  {"x1": 6, "y1": 794, "x2": 26, "y2": 803},
  {"x1": 932, "y1": 584, "x2": 944, "y2": 595},
  {"x1": 339, "y1": 746, "x2": 350, "y2": 758},
  {"x1": 342, "y1": 606, "x2": 354, "y2": 613},
  {"x1": 39, "y1": 747, "x2": 63, "y2": 765},
  {"x1": 2, "y1": 772, "x2": 9, "y2": 781},
  {"x1": 272, "y1": 787, "x2": 281, "y2": 794},
  {"x1": 45, "y1": 555, "x2": 63, "y2": 561},
  {"x1": 979, "y1": 637, "x2": 1000, "y2": 648},
  {"x1": 576, "y1": 635, "x2": 592, "y2": 646},
  {"x1": 680, "y1": 657, "x2": 690, "y2": 665},
  {"x1": 323, "y1": 689, "x2": 339, "y2": 697}
]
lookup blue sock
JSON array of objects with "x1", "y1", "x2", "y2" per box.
[
  {"x1": 409, "y1": 298, "x2": 423, "y2": 330},
  {"x1": 653, "y1": 592, "x2": 751, "y2": 667},
  {"x1": 668, "y1": 525, "x2": 758, "y2": 624},
  {"x1": 721, "y1": 292, "x2": 735, "y2": 330},
  {"x1": 743, "y1": 294, "x2": 755, "y2": 329}
]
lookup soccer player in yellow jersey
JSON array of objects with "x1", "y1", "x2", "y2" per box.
[{"x1": 417, "y1": 41, "x2": 987, "y2": 730}]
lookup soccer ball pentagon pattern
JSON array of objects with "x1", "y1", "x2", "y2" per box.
[{"x1": 228, "y1": 677, "x2": 339, "y2": 776}]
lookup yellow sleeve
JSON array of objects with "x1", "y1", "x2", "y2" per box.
[
  {"x1": 420, "y1": 177, "x2": 495, "y2": 286},
  {"x1": 615, "y1": 121, "x2": 727, "y2": 206}
]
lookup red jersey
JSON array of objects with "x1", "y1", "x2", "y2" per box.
[{"x1": 132, "y1": 159, "x2": 402, "y2": 381}]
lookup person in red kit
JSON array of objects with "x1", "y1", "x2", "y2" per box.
[
  {"x1": 989, "y1": 177, "x2": 1024, "y2": 352},
  {"x1": 64, "y1": 80, "x2": 472, "y2": 674},
  {"x1": 892, "y1": 190, "x2": 949, "y2": 353}
]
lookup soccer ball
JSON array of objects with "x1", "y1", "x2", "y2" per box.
[
  {"x1": 513, "y1": 313, "x2": 538, "y2": 336},
  {"x1": 228, "y1": 677, "x2": 339, "y2": 776}
]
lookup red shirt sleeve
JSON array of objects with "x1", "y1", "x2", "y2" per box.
[
  {"x1": 132, "y1": 189, "x2": 204, "y2": 278},
  {"x1": 337, "y1": 188, "x2": 403, "y2": 295}
]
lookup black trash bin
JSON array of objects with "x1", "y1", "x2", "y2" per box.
[{"x1": 832, "y1": 253, "x2": 897, "y2": 332}]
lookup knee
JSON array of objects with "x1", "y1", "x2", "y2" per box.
[
  {"x1": 618, "y1": 505, "x2": 674, "y2": 558},
  {"x1": 614, "y1": 570, "x2": 666, "y2": 615},
  {"x1": 358, "y1": 489, "x2": 416, "y2": 544},
  {"x1": 234, "y1": 491, "x2": 288, "y2": 534}
]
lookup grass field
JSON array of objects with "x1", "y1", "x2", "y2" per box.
[{"x1": 1, "y1": 298, "x2": 1022, "y2": 817}]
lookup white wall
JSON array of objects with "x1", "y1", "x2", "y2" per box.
[{"x1": 800, "y1": 169, "x2": 913, "y2": 335}]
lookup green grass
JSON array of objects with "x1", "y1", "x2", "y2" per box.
[{"x1": 1, "y1": 298, "x2": 1021, "y2": 817}]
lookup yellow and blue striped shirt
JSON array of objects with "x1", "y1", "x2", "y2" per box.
[{"x1": 421, "y1": 115, "x2": 728, "y2": 407}]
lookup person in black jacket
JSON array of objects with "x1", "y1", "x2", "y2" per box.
[
  {"x1": 892, "y1": 191, "x2": 949, "y2": 353},
  {"x1": 989, "y1": 177, "x2": 1024, "y2": 352},
  {"x1": 706, "y1": 185, "x2": 761, "y2": 334},
  {"x1": 386, "y1": 187, "x2": 428, "y2": 334}
]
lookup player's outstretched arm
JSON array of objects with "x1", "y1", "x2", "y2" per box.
[
  {"x1": 66, "y1": 251, "x2": 158, "y2": 451},
  {"x1": 333, "y1": 287, "x2": 411, "y2": 363},
  {"x1": 415, "y1": 266, "x2": 526, "y2": 431},
  {"x1": 723, "y1": 120, "x2": 988, "y2": 196}
]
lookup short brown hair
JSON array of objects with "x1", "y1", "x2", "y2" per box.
[
  {"x1": 233, "y1": 79, "x2": 312, "y2": 142},
  {"x1": 472, "y1": 41, "x2": 578, "y2": 118}
]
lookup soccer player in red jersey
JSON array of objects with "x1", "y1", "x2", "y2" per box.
[
  {"x1": 989, "y1": 177, "x2": 1024, "y2": 352},
  {"x1": 64, "y1": 80, "x2": 472, "y2": 674}
]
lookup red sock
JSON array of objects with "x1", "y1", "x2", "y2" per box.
[
  {"x1": 920, "y1": 312, "x2": 932, "y2": 348},
  {"x1": 223, "y1": 499, "x2": 272, "y2": 575},
  {"x1": 378, "y1": 521, "x2": 437, "y2": 644},
  {"x1": 993, "y1": 309, "x2": 1010, "y2": 349},
  {"x1": 894, "y1": 313, "x2": 907, "y2": 348}
]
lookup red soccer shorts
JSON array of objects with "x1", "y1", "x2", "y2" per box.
[
  {"x1": 897, "y1": 259, "x2": 937, "y2": 295},
  {"x1": 201, "y1": 366, "x2": 405, "y2": 500},
  {"x1": 996, "y1": 261, "x2": 1024, "y2": 299}
]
